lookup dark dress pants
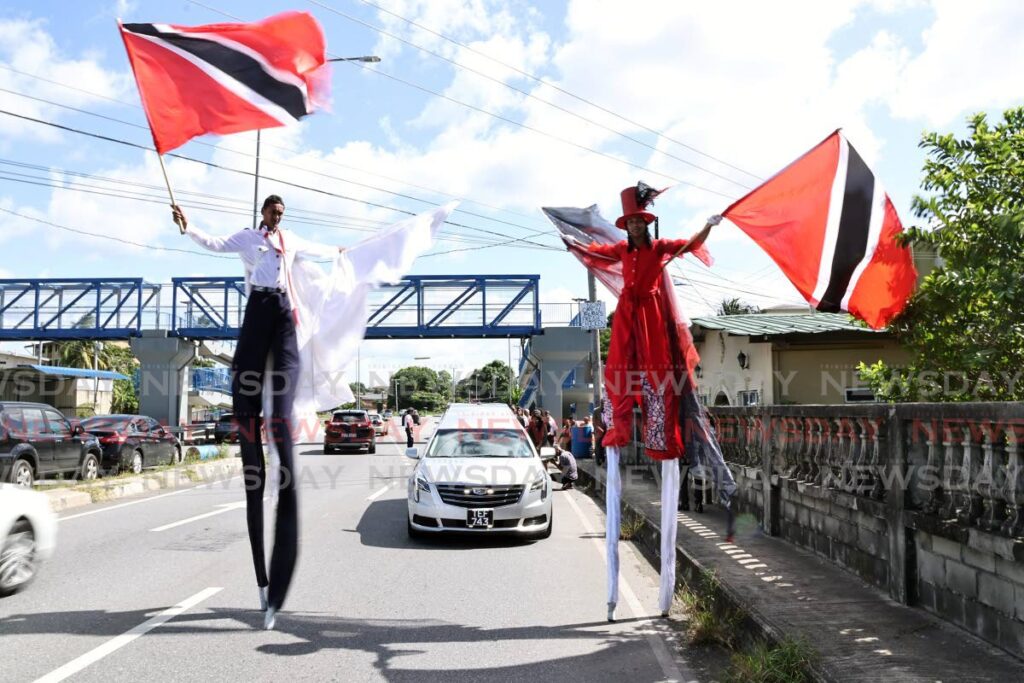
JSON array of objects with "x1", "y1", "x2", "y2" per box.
[{"x1": 232, "y1": 290, "x2": 300, "y2": 611}]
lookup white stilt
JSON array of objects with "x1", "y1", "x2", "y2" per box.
[
  {"x1": 605, "y1": 445, "x2": 621, "y2": 620},
  {"x1": 659, "y1": 458, "x2": 680, "y2": 614}
]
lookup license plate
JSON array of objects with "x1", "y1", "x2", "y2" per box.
[{"x1": 467, "y1": 509, "x2": 494, "y2": 528}]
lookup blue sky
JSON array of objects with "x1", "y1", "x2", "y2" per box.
[{"x1": 0, "y1": 0, "x2": 1022, "y2": 384}]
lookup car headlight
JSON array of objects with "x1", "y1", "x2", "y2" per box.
[
  {"x1": 530, "y1": 473, "x2": 548, "y2": 501},
  {"x1": 415, "y1": 475, "x2": 430, "y2": 503}
]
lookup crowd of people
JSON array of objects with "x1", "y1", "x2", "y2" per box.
[{"x1": 513, "y1": 405, "x2": 609, "y2": 490}]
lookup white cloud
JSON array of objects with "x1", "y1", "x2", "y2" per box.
[
  {"x1": 0, "y1": 18, "x2": 130, "y2": 142},
  {"x1": 886, "y1": 0, "x2": 1024, "y2": 125}
]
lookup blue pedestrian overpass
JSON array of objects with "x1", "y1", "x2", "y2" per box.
[{"x1": 0, "y1": 275, "x2": 542, "y2": 341}]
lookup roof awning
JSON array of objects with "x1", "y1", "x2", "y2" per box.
[{"x1": 23, "y1": 364, "x2": 129, "y2": 380}]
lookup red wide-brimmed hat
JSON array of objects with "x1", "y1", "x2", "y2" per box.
[{"x1": 615, "y1": 182, "x2": 663, "y2": 229}]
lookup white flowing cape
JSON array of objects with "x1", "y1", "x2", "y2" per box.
[{"x1": 263, "y1": 202, "x2": 458, "y2": 495}]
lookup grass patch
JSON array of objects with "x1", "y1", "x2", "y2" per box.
[
  {"x1": 725, "y1": 638, "x2": 816, "y2": 683},
  {"x1": 676, "y1": 570, "x2": 742, "y2": 649},
  {"x1": 619, "y1": 511, "x2": 646, "y2": 540}
]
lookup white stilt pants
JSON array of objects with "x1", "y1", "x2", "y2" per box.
[{"x1": 605, "y1": 446, "x2": 680, "y2": 613}]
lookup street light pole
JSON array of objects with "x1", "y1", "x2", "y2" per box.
[{"x1": 251, "y1": 55, "x2": 381, "y2": 226}]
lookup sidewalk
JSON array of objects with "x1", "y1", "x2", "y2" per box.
[{"x1": 577, "y1": 460, "x2": 1024, "y2": 683}]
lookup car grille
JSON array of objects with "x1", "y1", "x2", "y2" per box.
[{"x1": 435, "y1": 483, "x2": 524, "y2": 508}]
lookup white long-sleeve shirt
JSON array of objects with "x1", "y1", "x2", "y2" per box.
[{"x1": 186, "y1": 224, "x2": 337, "y2": 293}]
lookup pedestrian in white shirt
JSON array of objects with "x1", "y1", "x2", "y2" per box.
[
  {"x1": 173, "y1": 195, "x2": 342, "y2": 631},
  {"x1": 403, "y1": 409, "x2": 415, "y2": 449}
]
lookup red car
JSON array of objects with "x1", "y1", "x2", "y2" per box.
[{"x1": 324, "y1": 410, "x2": 376, "y2": 454}]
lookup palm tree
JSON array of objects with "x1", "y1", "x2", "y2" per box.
[{"x1": 717, "y1": 298, "x2": 761, "y2": 315}]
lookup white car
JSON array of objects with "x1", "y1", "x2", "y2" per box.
[
  {"x1": 406, "y1": 403, "x2": 555, "y2": 539},
  {"x1": 0, "y1": 483, "x2": 57, "y2": 596}
]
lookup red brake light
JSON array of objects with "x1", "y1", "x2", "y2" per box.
[{"x1": 99, "y1": 434, "x2": 127, "y2": 445}]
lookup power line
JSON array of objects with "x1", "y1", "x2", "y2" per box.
[
  {"x1": 0, "y1": 107, "x2": 563, "y2": 252},
  {"x1": 184, "y1": 0, "x2": 737, "y2": 201},
  {"x1": 352, "y1": 0, "x2": 765, "y2": 182},
  {"x1": 0, "y1": 63, "x2": 554, "y2": 231},
  {"x1": 0, "y1": 86, "x2": 562, "y2": 246},
  {"x1": 0, "y1": 163, "x2": 556, "y2": 251},
  {"x1": 308, "y1": 0, "x2": 754, "y2": 191}
]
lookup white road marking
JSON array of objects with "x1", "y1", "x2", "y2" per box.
[
  {"x1": 366, "y1": 481, "x2": 393, "y2": 501},
  {"x1": 33, "y1": 587, "x2": 223, "y2": 683},
  {"x1": 563, "y1": 492, "x2": 697, "y2": 683},
  {"x1": 150, "y1": 499, "x2": 259, "y2": 532},
  {"x1": 57, "y1": 478, "x2": 238, "y2": 522}
]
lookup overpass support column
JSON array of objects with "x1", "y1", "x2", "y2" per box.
[{"x1": 130, "y1": 330, "x2": 198, "y2": 427}]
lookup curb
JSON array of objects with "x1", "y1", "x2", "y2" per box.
[
  {"x1": 576, "y1": 462, "x2": 825, "y2": 682},
  {"x1": 42, "y1": 457, "x2": 244, "y2": 513}
]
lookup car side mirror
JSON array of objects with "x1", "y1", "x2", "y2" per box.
[
  {"x1": 73, "y1": 424, "x2": 85, "y2": 436},
  {"x1": 405, "y1": 447, "x2": 419, "y2": 460},
  {"x1": 539, "y1": 446, "x2": 557, "y2": 461}
]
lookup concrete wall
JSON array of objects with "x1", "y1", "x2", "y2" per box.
[
  {"x1": 692, "y1": 330, "x2": 911, "y2": 405},
  {"x1": 695, "y1": 330, "x2": 773, "y2": 406},
  {"x1": 775, "y1": 342, "x2": 912, "y2": 404},
  {"x1": 711, "y1": 403, "x2": 1024, "y2": 659}
]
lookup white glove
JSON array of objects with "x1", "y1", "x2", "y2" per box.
[{"x1": 706, "y1": 214, "x2": 723, "y2": 227}]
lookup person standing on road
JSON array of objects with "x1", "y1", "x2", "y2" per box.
[
  {"x1": 543, "y1": 410, "x2": 557, "y2": 447},
  {"x1": 403, "y1": 409, "x2": 415, "y2": 449},
  {"x1": 528, "y1": 409, "x2": 546, "y2": 450},
  {"x1": 592, "y1": 405, "x2": 607, "y2": 466}
]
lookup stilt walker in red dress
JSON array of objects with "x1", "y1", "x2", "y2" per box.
[{"x1": 544, "y1": 183, "x2": 737, "y2": 622}]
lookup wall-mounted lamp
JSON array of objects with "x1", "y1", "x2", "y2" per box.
[{"x1": 737, "y1": 351, "x2": 750, "y2": 370}]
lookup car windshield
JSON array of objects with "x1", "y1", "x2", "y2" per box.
[
  {"x1": 333, "y1": 413, "x2": 365, "y2": 423},
  {"x1": 82, "y1": 416, "x2": 131, "y2": 431},
  {"x1": 218, "y1": 414, "x2": 234, "y2": 423},
  {"x1": 426, "y1": 428, "x2": 534, "y2": 458}
]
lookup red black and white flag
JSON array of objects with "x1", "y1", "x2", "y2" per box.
[
  {"x1": 723, "y1": 130, "x2": 917, "y2": 329},
  {"x1": 118, "y1": 11, "x2": 328, "y2": 154}
]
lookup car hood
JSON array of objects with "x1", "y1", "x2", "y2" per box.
[{"x1": 418, "y1": 457, "x2": 545, "y2": 486}]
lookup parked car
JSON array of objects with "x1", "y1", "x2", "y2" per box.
[
  {"x1": 81, "y1": 415, "x2": 182, "y2": 475},
  {"x1": 369, "y1": 413, "x2": 389, "y2": 436},
  {"x1": 383, "y1": 409, "x2": 393, "y2": 420},
  {"x1": 0, "y1": 402, "x2": 104, "y2": 487},
  {"x1": 214, "y1": 413, "x2": 238, "y2": 444},
  {"x1": 406, "y1": 403, "x2": 554, "y2": 539},
  {"x1": 323, "y1": 410, "x2": 376, "y2": 454},
  {"x1": 0, "y1": 483, "x2": 57, "y2": 596}
]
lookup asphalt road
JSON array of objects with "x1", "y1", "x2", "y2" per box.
[{"x1": 1, "y1": 427, "x2": 726, "y2": 682}]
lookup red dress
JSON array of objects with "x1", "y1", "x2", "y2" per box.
[{"x1": 586, "y1": 238, "x2": 697, "y2": 460}]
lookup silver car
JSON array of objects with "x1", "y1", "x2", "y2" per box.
[
  {"x1": 406, "y1": 403, "x2": 555, "y2": 539},
  {"x1": 0, "y1": 483, "x2": 57, "y2": 596}
]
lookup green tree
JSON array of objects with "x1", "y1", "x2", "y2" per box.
[
  {"x1": 104, "y1": 344, "x2": 139, "y2": 414},
  {"x1": 717, "y1": 298, "x2": 761, "y2": 315},
  {"x1": 600, "y1": 311, "x2": 613, "y2": 362},
  {"x1": 859, "y1": 108, "x2": 1024, "y2": 402},
  {"x1": 457, "y1": 360, "x2": 514, "y2": 402},
  {"x1": 392, "y1": 366, "x2": 443, "y2": 411}
]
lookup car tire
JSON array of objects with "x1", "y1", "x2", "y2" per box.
[
  {"x1": 80, "y1": 453, "x2": 100, "y2": 481},
  {"x1": 0, "y1": 520, "x2": 38, "y2": 597},
  {"x1": 9, "y1": 458, "x2": 33, "y2": 488},
  {"x1": 130, "y1": 450, "x2": 143, "y2": 475},
  {"x1": 323, "y1": 444, "x2": 332, "y2": 454},
  {"x1": 406, "y1": 517, "x2": 424, "y2": 540},
  {"x1": 368, "y1": 441, "x2": 376, "y2": 455},
  {"x1": 172, "y1": 446, "x2": 183, "y2": 465}
]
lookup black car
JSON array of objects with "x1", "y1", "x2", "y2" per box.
[
  {"x1": 0, "y1": 402, "x2": 103, "y2": 487},
  {"x1": 214, "y1": 413, "x2": 239, "y2": 444},
  {"x1": 81, "y1": 415, "x2": 182, "y2": 475}
]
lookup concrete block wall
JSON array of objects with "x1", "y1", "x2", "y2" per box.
[
  {"x1": 914, "y1": 528, "x2": 1024, "y2": 655},
  {"x1": 776, "y1": 480, "x2": 891, "y2": 592}
]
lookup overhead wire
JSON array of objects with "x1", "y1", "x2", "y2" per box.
[
  {"x1": 307, "y1": 0, "x2": 754, "y2": 191},
  {"x1": 184, "y1": 0, "x2": 737, "y2": 200},
  {"x1": 0, "y1": 107, "x2": 565, "y2": 253},
  {"x1": 0, "y1": 87, "x2": 562, "y2": 247},
  {"x1": 0, "y1": 63, "x2": 554, "y2": 232},
  {"x1": 351, "y1": 0, "x2": 765, "y2": 182}
]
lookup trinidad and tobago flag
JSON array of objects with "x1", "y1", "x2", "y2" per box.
[
  {"x1": 118, "y1": 12, "x2": 328, "y2": 153},
  {"x1": 723, "y1": 130, "x2": 917, "y2": 329}
]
